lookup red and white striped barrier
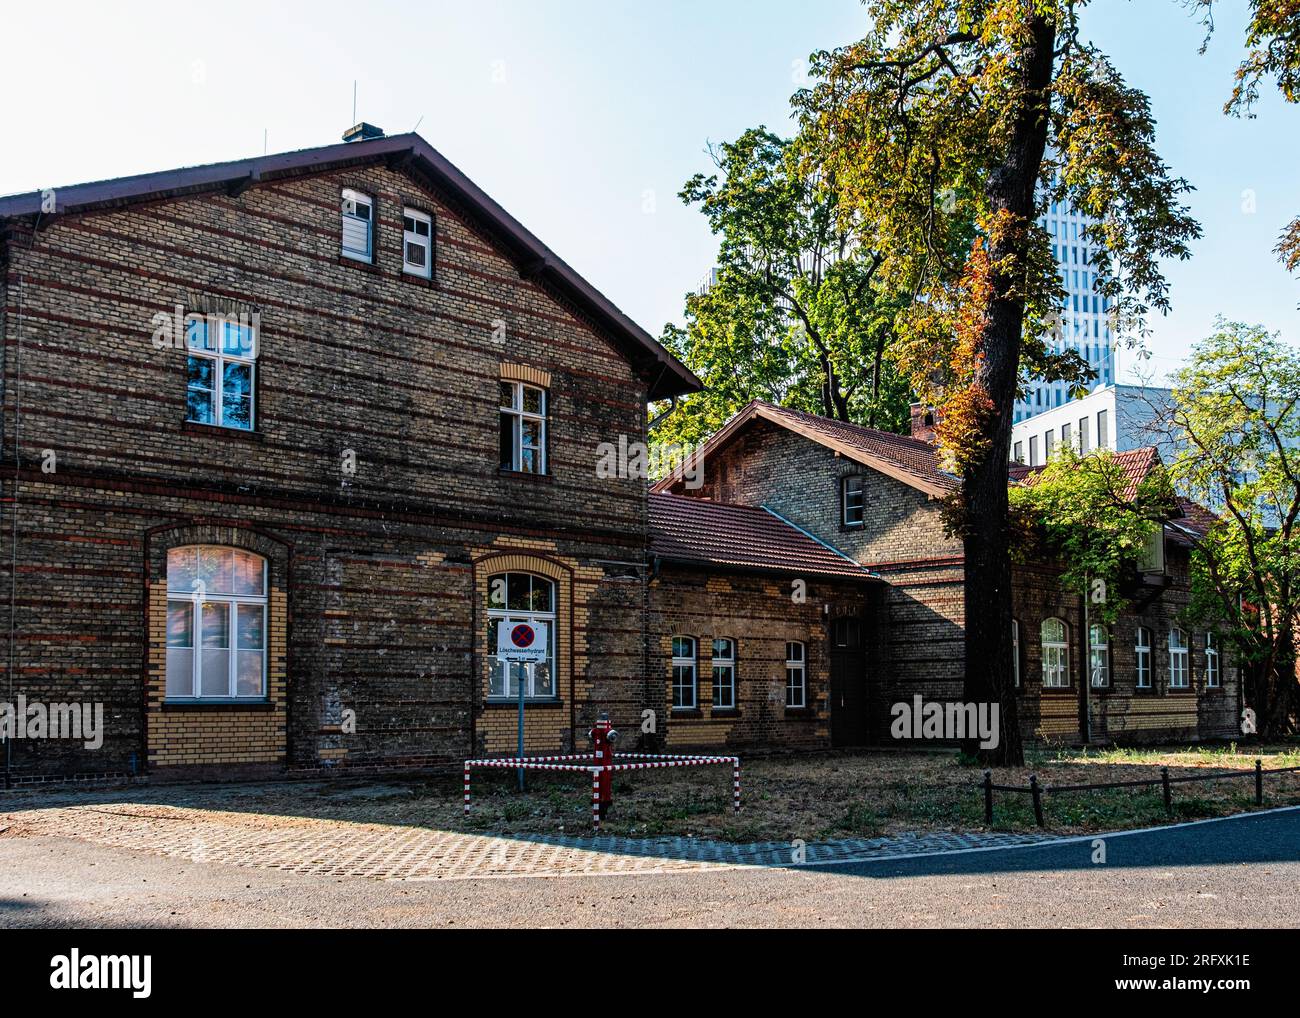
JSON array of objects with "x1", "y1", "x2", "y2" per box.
[{"x1": 462, "y1": 751, "x2": 741, "y2": 831}]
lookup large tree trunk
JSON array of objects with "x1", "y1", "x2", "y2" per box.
[{"x1": 960, "y1": 14, "x2": 1057, "y2": 766}]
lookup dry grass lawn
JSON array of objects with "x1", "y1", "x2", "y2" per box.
[{"x1": 440, "y1": 741, "x2": 1300, "y2": 842}]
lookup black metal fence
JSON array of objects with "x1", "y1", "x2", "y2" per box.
[{"x1": 982, "y1": 759, "x2": 1300, "y2": 828}]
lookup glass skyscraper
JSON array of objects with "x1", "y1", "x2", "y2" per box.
[{"x1": 1013, "y1": 198, "x2": 1115, "y2": 424}]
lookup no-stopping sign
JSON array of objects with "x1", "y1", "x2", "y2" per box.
[{"x1": 496, "y1": 620, "x2": 548, "y2": 663}]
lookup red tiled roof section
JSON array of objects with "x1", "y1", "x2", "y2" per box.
[
  {"x1": 1175, "y1": 498, "x2": 1222, "y2": 537},
  {"x1": 648, "y1": 493, "x2": 878, "y2": 582},
  {"x1": 1012, "y1": 447, "x2": 1161, "y2": 501},
  {"x1": 751, "y1": 402, "x2": 959, "y2": 493}
]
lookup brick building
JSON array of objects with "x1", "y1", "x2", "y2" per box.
[
  {"x1": 0, "y1": 134, "x2": 1238, "y2": 783},
  {"x1": 653, "y1": 400, "x2": 1242, "y2": 747}
]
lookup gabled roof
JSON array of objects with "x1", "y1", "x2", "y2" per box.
[
  {"x1": 0, "y1": 134, "x2": 700, "y2": 401},
  {"x1": 652, "y1": 399, "x2": 957, "y2": 498},
  {"x1": 649, "y1": 493, "x2": 879, "y2": 582}
]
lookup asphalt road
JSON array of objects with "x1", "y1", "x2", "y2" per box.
[{"x1": 2, "y1": 808, "x2": 1297, "y2": 928}]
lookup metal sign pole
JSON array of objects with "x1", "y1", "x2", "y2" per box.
[{"x1": 517, "y1": 661, "x2": 529, "y2": 791}]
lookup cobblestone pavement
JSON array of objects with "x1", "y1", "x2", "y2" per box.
[{"x1": 0, "y1": 783, "x2": 1059, "y2": 881}]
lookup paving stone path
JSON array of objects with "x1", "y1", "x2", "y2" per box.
[{"x1": 0, "y1": 785, "x2": 1058, "y2": 881}]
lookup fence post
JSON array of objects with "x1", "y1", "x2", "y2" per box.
[
  {"x1": 983, "y1": 770, "x2": 993, "y2": 826},
  {"x1": 1029, "y1": 774, "x2": 1045, "y2": 828},
  {"x1": 1161, "y1": 766, "x2": 1172, "y2": 814},
  {"x1": 1256, "y1": 758, "x2": 1263, "y2": 806}
]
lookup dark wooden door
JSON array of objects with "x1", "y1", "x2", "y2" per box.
[{"x1": 829, "y1": 617, "x2": 868, "y2": 747}]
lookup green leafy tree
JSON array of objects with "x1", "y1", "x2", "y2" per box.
[
  {"x1": 1158, "y1": 321, "x2": 1300, "y2": 736},
  {"x1": 792, "y1": 0, "x2": 1201, "y2": 763},
  {"x1": 653, "y1": 127, "x2": 916, "y2": 454},
  {"x1": 1196, "y1": 1, "x2": 1300, "y2": 289},
  {"x1": 1009, "y1": 448, "x2": 1174, "y2": 627}
]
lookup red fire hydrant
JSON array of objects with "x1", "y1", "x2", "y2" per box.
[{"x1": 589, "y1": 711, "x2": 619, "y2": 818}]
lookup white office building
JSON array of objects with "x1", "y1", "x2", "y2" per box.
[
  {"x1": 1014, "y1": 198, "x2": 1116, "y2": 423},
  {"x1": 1010, "y1": 383, "x2": 1174, "y2": 467}
]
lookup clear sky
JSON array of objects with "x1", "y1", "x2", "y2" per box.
[{"x1": 3, "y1": 0, "x2": 1296, "y2": 384}]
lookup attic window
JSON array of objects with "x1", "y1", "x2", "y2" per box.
[
  {"x1": 341, "y1": 188, "x2": 374, "y2": 262},
  {"x1": 403, "y1": 208, "x2": 433, "y2": 278},
  {"x1": 842, "y1": 475, "x2": 865, "y2": 527}
]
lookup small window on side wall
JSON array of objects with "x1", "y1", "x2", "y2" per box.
[
  {"x1": 843, "y1": 476, "x2": 865, "y2": 526},
  {"x1": 785, "y1": 641, "x2": 806, "y2": 708},
  {"x1": 341, "y1": 188, "x2": 373, "y2": 262},
  {"x1": 403, "y1": 208, "x2": 433, "y2": 278}
]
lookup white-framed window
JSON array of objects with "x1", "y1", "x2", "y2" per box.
[
  {"x1": 672, "y1": 636, "x2": 697, "y2": 709},
  {"x1": 1205, "y1": 632, "x2": 1220, "y2": 687},
  {"x1": 842, "y1": 476, "x2": 865, "y2": 526},
  {"x1": 1089, "y1": 623, "x2": 1110, "y2": 687},
  {"x1": 1135, "y1": 626, "x2": 1152, "y2": 689},
  {"x1": 402, "y1": 208, "x2": 433, "y2": 277},
  {"x1": 499, "y1": 381, "x2": 547, "y2": 474},
  {"x1": 341, "y1": 188, "x2": 374, "y2": 261},
  {"x1": 1169, "y1": 628, "x2": 1189, "y2": 688},
  {"x1": 711, "y1": 638, "x2": 736, "y2": 710},
  {"x1": 185, "y1": 316, "x2": 257, "y2": 431},
  {"x1": 165, "y1": 546, "x2": 267, "y2": 700},
  {"x1": 1041, "y1": 617, "x2": 1069, "y2": 688},
  {"x1": 1012, "y1": 618, "x2": 1021, "y2": 687},
  {"x1": 785, "y1": 641, "x2": 806, "y2": 708},
  {"x1": 487, "y1": 572, "x2": 556, "y2": 699}
]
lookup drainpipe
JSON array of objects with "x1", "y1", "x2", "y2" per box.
[{"x1": 1079, "y1": 584, "x2": 1092, "y2": 744}]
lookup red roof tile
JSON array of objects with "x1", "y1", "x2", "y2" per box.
[
  {"x1": 648, "y1": 493, "x2": 878, "y2": 582},
  {"x1": 1012, "y1": 447, "x2": 1162, "y2": 501}
]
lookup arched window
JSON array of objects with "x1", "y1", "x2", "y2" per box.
[
  {"x1": 166, "y1": 546, "x2": 267, "y2": 699},
  {"x1": 711, "y1": 638, "x2": 736, "y2": 710},
  {"x1": 1089, "y1": 624, "x2": 1110, "y2": 688},
  {"x1": 487, "y1": 572, "x2": 556, "y2": 699},
  {"x1": 1135, "y1": 626, "x2": 1153, "y2": 689},
  {"x1": 671, "y1": 636, "x2": 697, "y2": 709},
  {"x1": 1041, "y1": 618, "x2": 1069, "y2": 688},
  {"x1": 1169, "y1": 628, "x2": 1189, "y2": 688}
]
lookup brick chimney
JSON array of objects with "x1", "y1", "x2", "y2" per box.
[
  {"x1": 342, "y1": 122, "x2": 385, "y2": 143},
  {"x1": 909, "y1": 402, "x2": 939, "y2": 443}
]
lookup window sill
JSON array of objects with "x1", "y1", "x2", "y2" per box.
[
  {"x1": 484, "y1": 697, "x2": 563, "y2": 709},
  {"x1": 498, "y1": 468, "x2": 553, "y2": 483},
  {"x1": 182, "y1": 420, "x2": 264, "y2": 442},
  {"x1": 400, "y1": 269, "x2": 436, "y2": 288},
  {"x1": 709, "y1": 708, "x2": 740, "y2": 719},
  {"x1": 338, "y1": 254, "x2": 380, "y2": 273},
  {"x1": 670, "y1": 708, "x2": 702, "y2": 718},
  {"x1": 161, "y1": 699, "x2": 274, "y2": 711}
]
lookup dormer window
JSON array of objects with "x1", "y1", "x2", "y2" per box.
[
  {"x1": 341, "y1": 188, "x2": 374, "y2": 262},
  {"x1": 842, "y1": 475, "x2": 865, "y2": 527},
  {"x1": 403, "y1": 208, "x2": 433, "y2": 278}
]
